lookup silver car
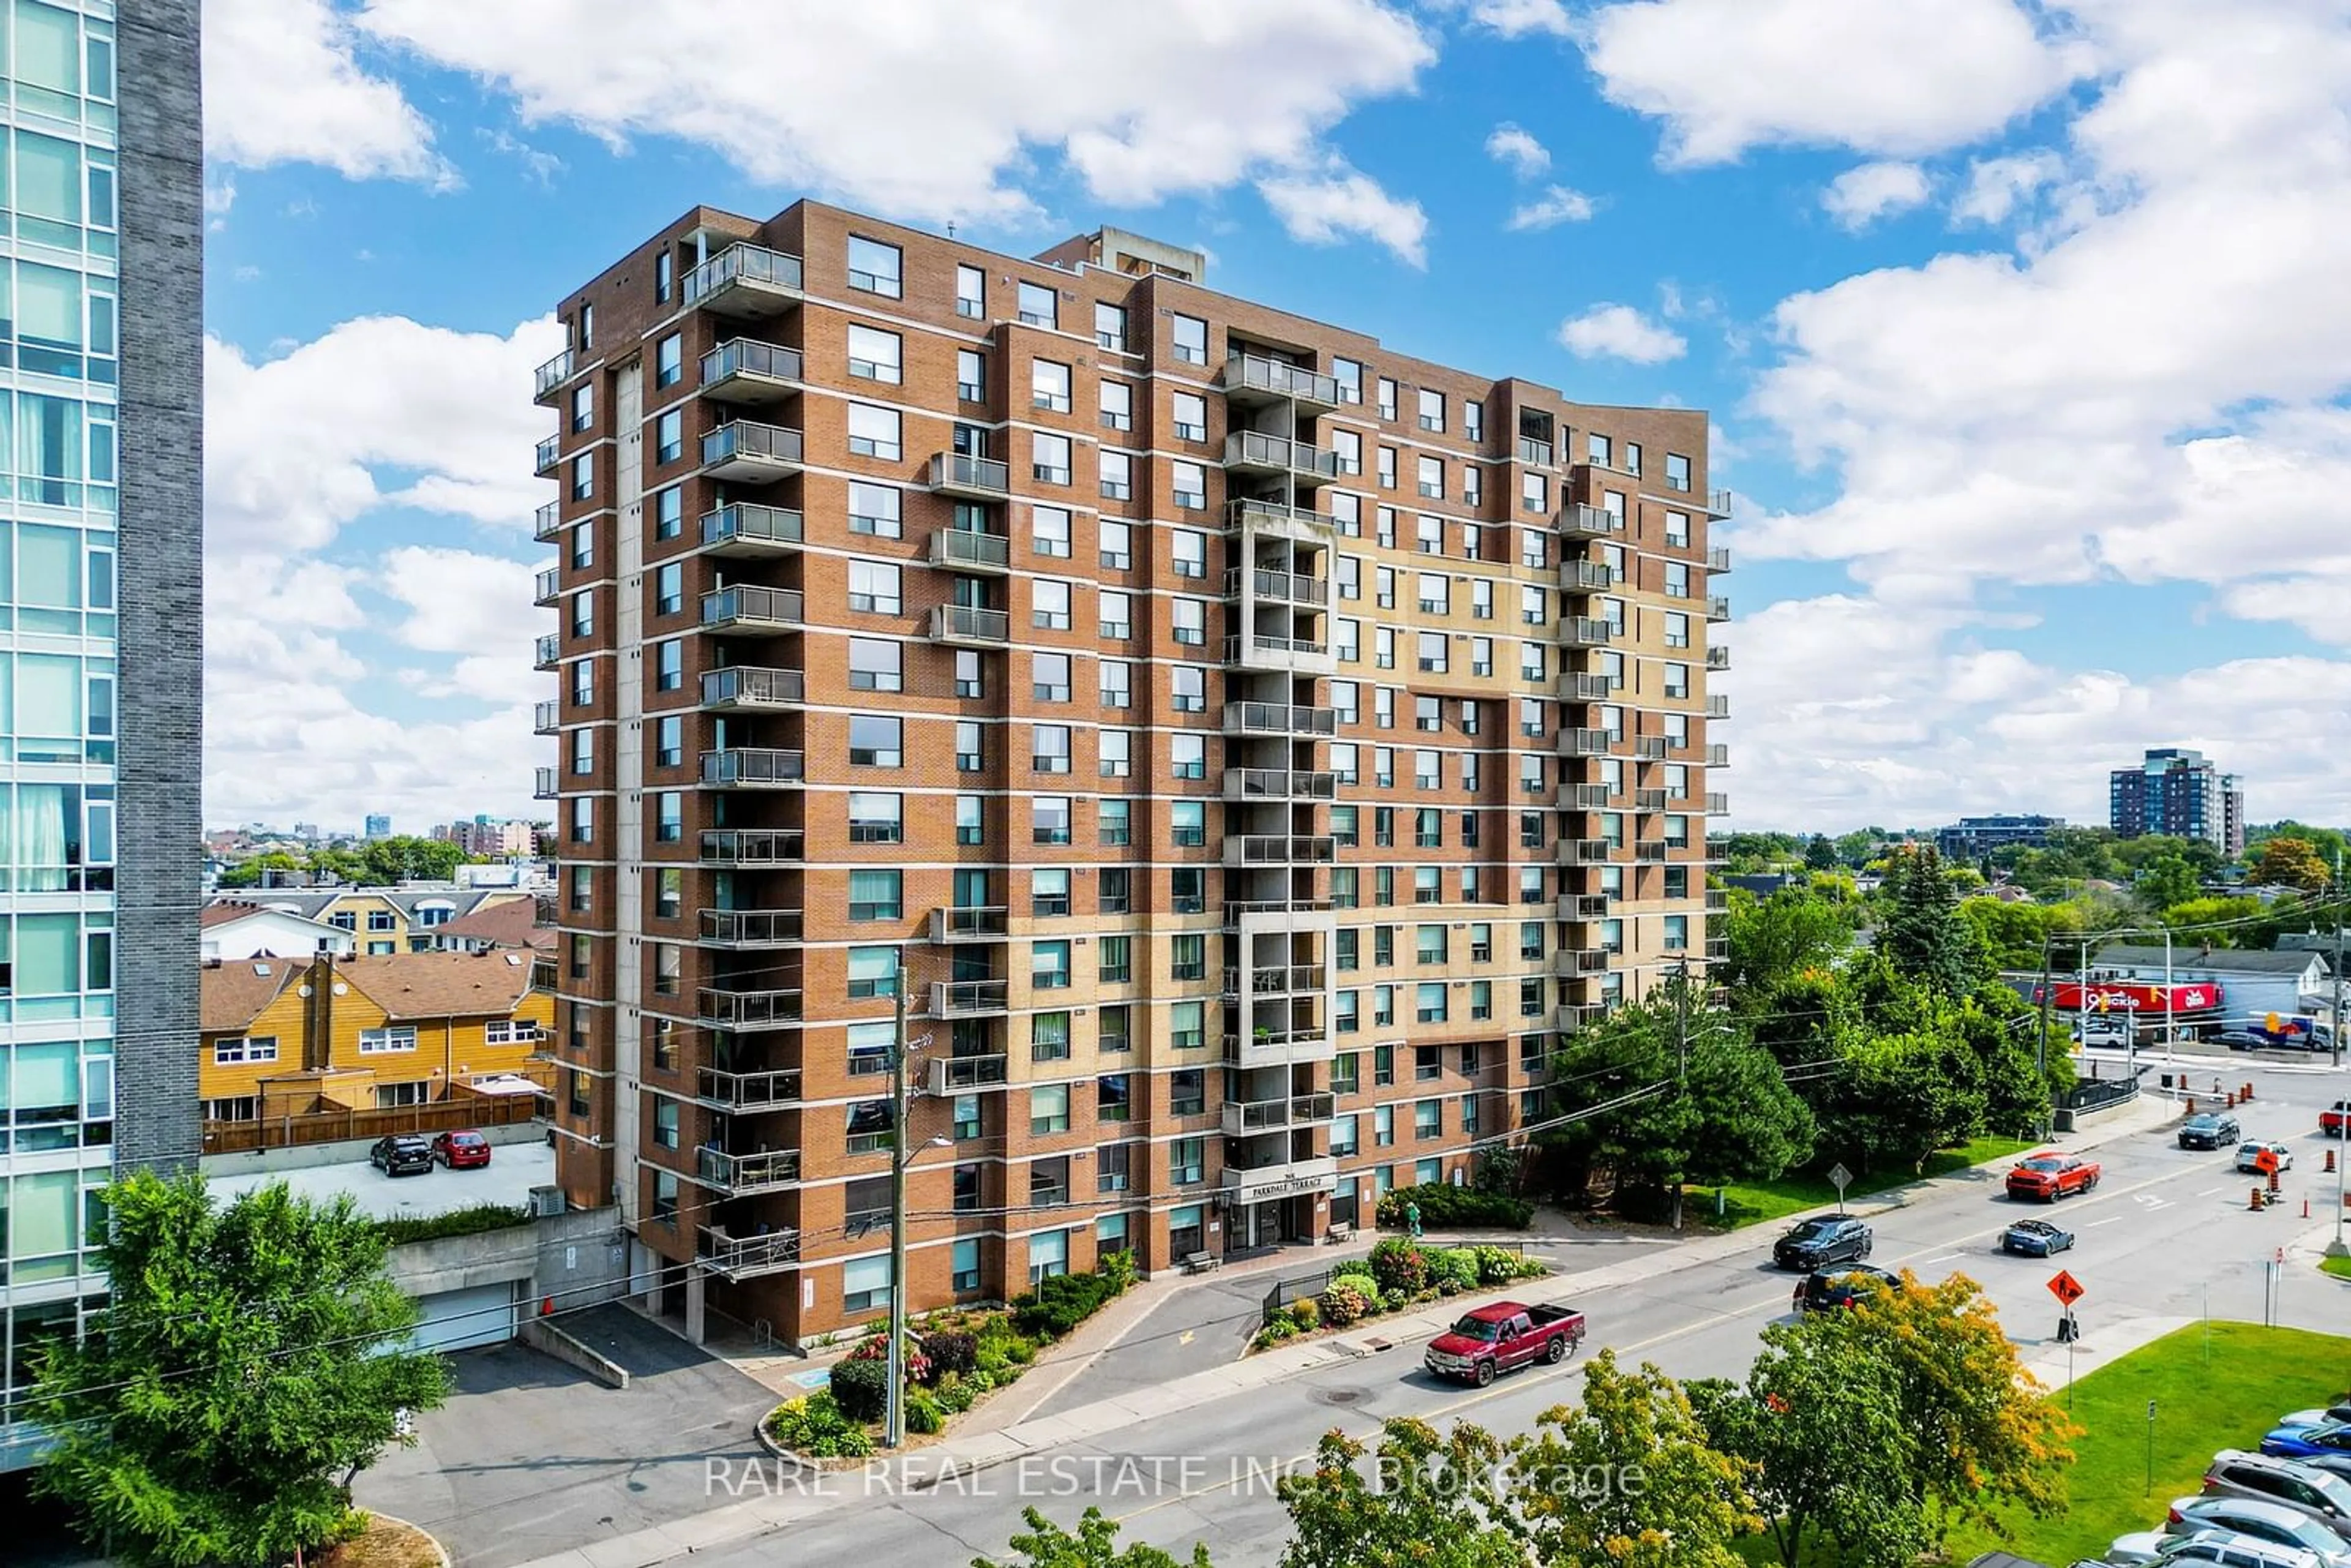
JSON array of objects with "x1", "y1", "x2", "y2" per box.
[
  {"x1": 2107, "y1": 1531, "x2": 2322, "y2": 1568},
  {"x1": 2207, "y1": 1452, "x2": 2351, "y2": 1534},
  {"x1": 2169, "y1": 1496, "x2": 2351, "y2": 1564}
]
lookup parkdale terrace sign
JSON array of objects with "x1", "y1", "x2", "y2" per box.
[{"x1": 2034, "y1": 981, "x2": 2224, "y2": 1013}]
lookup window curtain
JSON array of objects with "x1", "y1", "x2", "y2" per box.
[{"x1": 15, "y1": 784, "x2": 67, "y2": 890}]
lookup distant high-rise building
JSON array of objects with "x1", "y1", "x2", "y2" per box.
[
  {"x1": 364, "y1": 813, "x2": 393, "y2": 839},
  {"x1": 2110, "y1": 748, "x2": 2244, "y2": 857},
  {"x1": 1, "y1": 0, "x2": 205, "y2": 1466}
]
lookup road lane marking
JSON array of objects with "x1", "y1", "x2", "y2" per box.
[
  {"x1": 1921, "y1": 1252, "x2": 1964, "y2": 1266},
  {"x1": 2086, "y1": 1215, "x2": 2128, "y2": 1227},
  {"x1": 2199, "y1": 1185, "x2": 2229, "y2": 1196}
]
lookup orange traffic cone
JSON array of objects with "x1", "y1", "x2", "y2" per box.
[
  {"x1": 2327, "y1": 1149, "x2": 2338, "y2": 1174},
  {"x1": 2243, "y1": 1082, "x2": 2255, "y2": 1101},
  {"x1": 2250, "y1": 1187, "x2": 2268, "y2": 1210}
]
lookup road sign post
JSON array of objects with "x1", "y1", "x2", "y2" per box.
[
  {"x1": 2147, "y1": 1398, "x2": 2158, "y2": 1496},
  {"x1": 1828, "y1": 1161, "x2": 1853, "y2": 1215}
]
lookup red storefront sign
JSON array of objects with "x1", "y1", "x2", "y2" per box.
[{"x1": 2036, "y1": 981, "x2": 2223, "y2": 1013}]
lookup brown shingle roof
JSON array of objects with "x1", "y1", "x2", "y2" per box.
[
  {"x1": 437, "y1": 896, "x2": 550, "y2": 950},
  {"x1": 200, "y1": 959, "x2": 302, "y2": 1032},
  {"x1": 201, "y1": 899, "x2": 266, "y2": 929},
  {"x1": 336, "y1": 950, "x2": 538, "y2": 1021}
]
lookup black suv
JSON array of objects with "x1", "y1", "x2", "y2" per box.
[
  {"x1": 371, "y1": 1134, "x2": 433, "y2": 1177},
  {"x1": 2180, "y1": 1111, "x2": 2243, "y2": 1149},
  {"x1": 1773, "y1": 1215, "x2": 1873, "y2": 1270},
  {"x1": 1796, "y1": 1265, "x2": 1900, "y2": 1313}
]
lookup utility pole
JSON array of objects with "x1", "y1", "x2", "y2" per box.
[
  {"x1": 2037, "y1": 936, "x2": 2053, "y2": 1138},
  {"x1": 885, "y1": 962, "x2": 910, "y2": 1448},
  {"x1": 2332, "y1": 854, "x2": 2348, "y2": 1260},
  {"x1": 1671, "y1": 961, "x2": 1690, "y2": 1233}
]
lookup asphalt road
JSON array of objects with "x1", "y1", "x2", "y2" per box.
[{"x1": 492, "y1": 1057, "x2": 2351, "y2": 1568}]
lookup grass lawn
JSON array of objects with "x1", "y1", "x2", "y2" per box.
[
  {"x1": 2323, "y1": 1254, "x2": 2351, "y2": 1281},
  {"x1": 1690, "y1": 1137, "x2": 2035, "y2": 1230}
]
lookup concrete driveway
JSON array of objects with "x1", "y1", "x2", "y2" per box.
[{"x1": 356, "y1": 1304, "x2": 776, "y2": 1568}]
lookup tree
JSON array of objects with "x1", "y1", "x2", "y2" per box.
[
  {"x1": 983, "y1": 1507, "x2": 1213, "y2": 1568},
  {"x1": 2134, "y1": 852, "x2": 2201, "y2": 912},
  {"x1": 359, "y1": 835, "x2": 468, "y2": 885},
  {"x1": 214, "y1": 850, "x2": 299, "y2": 890},
  {"x1": 2245, "y1": 820, "x2": 2348, "y2": 871},
  {"x1": 2252, "y1": 836, "x2": 2331, "y2": 893},
  {"x1": 1680, "y1": 1031, "x2": 1816, "y2": 1193},
  {"x1": 1804, "y1": 834, "x2": 1838, "y2": 871},
  {"x1": 31, "y1": 1172, "x2": 448, "y2": 1568},
  {"x1": 2160, "y1": 895, "x2": 2289, "y2": 948},
  {"x1": 1277, "y1": 1419, "x2": 1525, "y2": 1568},
  {"x1": 1513, "y1": 1350, "x2": 1761, "y2": 1568},
  {"x1": 1720, "y1": 888, "x2": 1856, "y2": 999},
  {"x1": 1875, "y1": 844, "x2": 1984, "y2": 997}
]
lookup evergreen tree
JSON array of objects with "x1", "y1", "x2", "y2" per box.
[{"x1": 1876, "y1": 844, "x2": 1982, "y2": 997}]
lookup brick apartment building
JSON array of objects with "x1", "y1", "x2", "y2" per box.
[{"x1": 531, "y1": 203, "x2": 1728, "y2": 1348}]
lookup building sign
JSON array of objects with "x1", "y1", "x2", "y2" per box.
[
  {"x1": 2035, "y1": 981, "x2": 2223, "y2": 1013},
  {"x1": 1231, "y1": 1174, "x2": 1338, "y2": 1204}
]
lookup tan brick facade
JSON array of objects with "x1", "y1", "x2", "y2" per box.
[{"x1": 534, "y1": 201, "x2": 1725, "y2": 1348}]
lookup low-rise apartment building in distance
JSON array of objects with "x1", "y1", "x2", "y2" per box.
[
  {"x1": 533, "y1": 203, "x2": 1728, "y2": 1347},
  {"x1": 1934, "y1": 814, "x2": 2066, "y2": 861}
]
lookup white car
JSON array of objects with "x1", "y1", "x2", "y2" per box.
[{"x1": 2238, "y1": 1141, "x2": 2297, "y2": 1174}]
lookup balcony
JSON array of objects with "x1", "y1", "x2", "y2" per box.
[
  {"x1": 929, "y1": 906, "x2": 1010, "y2": 943},
  {"x1": 1225, "y1": 496, "x2": 1329, "y2": 537},
  {"x1": 1706, "y1": 694, "x2": 1730, "y2": 719},
  {"x1": 1561, "y1": 616, "x2": 1613, "y2": 648},
  {"x1": 1558, "y1": 727, "x2": 1611, "y2": 758},
  {"x1": 1708, "y1": 546, "x2": 1732, "y2": 572},
  {"x1": 701, "y1": 420, "x2": 803, "y2": 483},
  {"x1": 696, "y1": 986, "x2": 804, "y2": 1031},
  {"x1": 1224, "y1": 834, "x2": 1338, "y2": 867},
  {"x1": 533, "y1": 700, "x2": 560, "y2": 735},
  {"x1": 534, "y1": 566, "x2": 561, "y2": 607},
  {"x1": 1704, "y1": 743, "x2": 1730, "y2": 767},
  {"x1": 1706, "y1": 595, "x2": 1731, "y2": 623},
  {"x1": 533, "y1": 767, "x2": 558, "y2": 800},
  {"x1": 699, "y1": 1226, "x2": 800, "y2": 1281},
  {"x1": 1220, "y1": 1155, "x2": 1340, "y2": 1204},
  {"x1": 1226, "y1": 566, "x2": 1331, "y2": 606},
  {"x1": 1708, "y1": 647, "x2": 1730, "y2": 670},
  {"x1": 1559, "y1": 671, "x2": 1613, "y2": 703},
  {"x1": 700, "y1": 339, "x2": 804, "y2": 405},
  {"x1": 1517, "y1": 437, "x2": 1554, "y2": 467},
  {"x1": 1223, "y1": 701, "x2": 1337, "y2": 738},
  {"x1": 700, "y1": 748, "x2": 806, "y2": 789},
  {"x1": 700, "y1": 584, "x2": 804, "y2": 632},
  {"x1": 1222, "y1": 353, "x2": 1341, "y2": 413},
  {"x1": 534, "y1": 501, "x2": 564, "y2": 542},
  {"x1": 700, "y1": 829, "x2": 804, "y2": 866},
  {"x1": 1556, "y1": 1003, "x2": 1601, "y2": 1034},
  {"x1": 701, "y1": 665, "x2": 804, "y2": 710},
  {"x1": 1222, "y1": 430, "x2": 1341, "y2": 487},
  {"x1": 1562, "y1": 559, "x2": 1613, "y2": 592},
  {"x1": 692, "y1": 1146, "x2": 802, "y2": 1196},
  {"x1": 1557, "y1": 838, "x2": 1611, "y2": 866},
  {"x1": 1223, "y1": 630, "x2": 1330, "y2": 671},
  {"x1": 699, "y1": 909, "x2": 804, "y2": 948},
  {"x1": 1708, "y1": 487, "x2": 1734, "y2": 518},
  {"x1": 931, "y1": 980, "x2": 1010, "y2": 1018},
  {"x1": 1706, "y1": 937, "x2": 1731, "y2": 961},
  {"x1": 1223, "y1": 767, "x2": 1338, "y2": 801},
  {"x1": 928, "y1": 528, "x2": 1011, "y2": 575},
  {"x1": 533, "y1": 348, "x2": 576, "y2": 403},
  {"x1": 696, "y1": 1067, "x2": 803, "y2": 1111},
  {"x1": 1223, "y1": 964, "x2": 1327, "y2": 998},
  {"x1": 1558, "y1": 893, "x2": 1610, "y2": 921},
  {"x1": 1636, "y1": 841, "x2": 1671, "y2": 865},
  {"x1": 928, "y1": 1054, "x2": 1010, "y2": 1093},
  {"x1": 534, "y1": 631, "x2": 561, "y2": 668},
  {"x1": 1221, "y1": 1025, "x2": 1336, "y2": 1070},
  {"x1": 929, "y1": 451, "x2": 1010, "y2": 500},
  {"x1": 1561, "y1": 504, "x2": 1622, "y2": 539},
  {"x1": 1634, "y1": 788, "x2": 1668, "y2": 812},
  {"x1": 682, "y1": 242, "x2": 805, "y2": 317},
  {"x1": 1706, "y1": 793, "x2": 1730, "y2": 815},
  {"x1": 1558, "y1": 948, "x2": 1610, "y2": 977},
  {"x1": 1707, "y1": 888, "x2": 1730, "y2": 912},
  {"x1": 929, "y1": 604, "x2": 1011, "y2": 647},
  {"x1": 1560, "y1": 783, "x2": 1610, "y2": 811},
  {"x1": 534, "y1": 435, "x2": 562, "y2": 477},
  {"x1": 700, "y1": 503, "x2": 804, "y2": 557},
  {"x1": 1221, "y1": 1092, "x2": 1338, "y2": 1136}
]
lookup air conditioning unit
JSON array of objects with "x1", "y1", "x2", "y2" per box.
[{"x1": 530, "y1": 1185, "x2": 564, "y2": 1218}]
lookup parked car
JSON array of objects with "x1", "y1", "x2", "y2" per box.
[
  {"x1": 1795, "y1": 1265, "x2": 1901, "y2": 1313},
  {"x1": 432, "y1": 1129, "x2": 493, "y2": 1169},
  {"x1": 2207, "y1": 1451, "x2": 2351, "y2": 1533},
  {"x1": 2281, "y1": 1406, "x2": 2351, "y2": 1432},
  {"x1": 2240, "y1": 1141, "x2": 2297, "y2": 1175},
  {"x1": 370, "y1": 1134, "x2": 433, "y2": 1177},
  {"x1": 2167, "y1": 1496, "x2": 2351, "y2": 1566},
  {"x1": 1772, "y1": 1215, "x2": 1873, "y2": 1270},
  {"x1": 2266, "y1": 1425, "x2": 2351, "y2": 1465},
  {"x1": 2323, "y1": 1103, "x2": 2351, "y2": 1138},
  {"x1": 1422, "y1": 1302, "x2": 1585, "y2": 1387},
  {"x1": 2218, "y1": 1029, "x2": 2277, "y2": 1051},
  {"x1": 2001, "y1": 1218, "x2": 2077, "y2": 1257},
  {"x1": 2006, "y1": 1151, "x2": 2101, "y2": 1202},
  {"x1": 2109, "y1": 1531, "x2": 2325, "y2": 1568},
  {"x1": 2181, "y1": 1112, "x2": 2245, "y2": 1150}
]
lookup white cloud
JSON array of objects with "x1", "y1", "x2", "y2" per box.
[
  {"x1": 1951, "y1": 149, "x2": 2068, "y2": 225},
  {"x1": 479, "y1": 126, "x2": 566, "y2": 186},
  {"x1": 1257, "y1": 160, "x2": 1430, "y2": 266},
  {"x1": 358, "y1": 0, "x2": 1432, "y2": 222},
  {"x1": 1485, "y1": 121, "x2": 1551, "y2": 177},
  {"x1": 205, "y1": 0, "x2": 454, "y2": 186},
  {"x1": 1820, "y1": 160, "x2": 1932, "y2": 228},
  {"x1": 1446, "y1": 0, "x2": 1575, "y2": 38},
  {"x1": 1505, "y1": 184, "x2": 1598, "y2": 230},
  {"x1": 1556, "y1": 302, "x2": 1687, "y2": 363},
  {"x1": 1583, "y1": 0, "x2": 2087, "y2": 165}
]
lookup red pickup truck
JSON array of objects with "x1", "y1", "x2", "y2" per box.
[
  {"x1": 2004, "y1": 1150, "x2": 2100, "y2": 1202},
  {"x1": 2323, "y1": 1100, "x2": 2350, "y2": 1138},
  {"x1": 1422, "y1": 1302, "x2": 1586, "y2": 1387}
]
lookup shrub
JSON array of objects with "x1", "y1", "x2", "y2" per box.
[
  {"x1": 1381, "y1": 1287, "x2": 1409, "y2": 1313},
  {"x1": 1009, "y1": 1264, "x2": 1128, "y2": 1339},
  {"x1": 846, "y1": 1330, "x2": 931, "y2": 1386},
  {"x1": 828, "y1": 1356, "x2": 891, "y2": 1424},
  {"x1": 1368, "y1": 1237, "x2": 1430, "y2": 1297},
  {"x1": 372, "y1": 1202, "x2": 532, "y2": 1247},
  {"x1": 1427, "y1": 1248, "x2": 1479, "y2": 1296},
  {"x1": 964, "y1": 1368, "x2": 996, "y2": 1395},
  {"x1": 765, "y1": 1392, "x2": 873, "y2": 1458},
  {"x1": 1469, "y1": 1245, "x2": 1526, "y2": 1286},
  {"x1": 1004, "y1": 1338, "x2": 1036, "y2": 1365},
  {"x1": 904, "y1": 1387, "x2": 945, "y2": 1435},
  {"x1": 1287, "y1": 1299, "x2": 1319, "y2": 1332},
  {"x1": 1331, "y1": 1259, "x2": 1377, "y2": 1289},
  {"x1": 1375, "y1": 1184, "x2": 1533, "y2": 1232},
  {"x1": 921, "y1": 1329, "x2": 976, "y2": 1382},
  {"x1": 1097, "y1": 1248, "x2": 1139, "y2": 1295},
  {"x1": 1319, "y1": 1280, "x2": 1371, "y2": 1327},
  {"x1": 1253, "y1": 1318, "x2": 1297, "y2": 1350}
]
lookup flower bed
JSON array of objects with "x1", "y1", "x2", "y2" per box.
[
  {"x1": 1374, "y1": 1182, "x2": 1534, "y2": 1231},
  {"x1": 764, "y1": 1252, "x2": 1134, "y2": 1458},
  {"x1": 1250, "y1": 1240, "x2": 1547, "y2": 1352}
]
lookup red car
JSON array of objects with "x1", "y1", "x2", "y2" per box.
[
  {"x1": 2005, "y1": 1150, "x2": 2099, "y2": 1202},
  {"x1": 2323, "y1": 1101, "x2": 2350, "y2": 1138},
  {"x1": 432, "y1": 1130, "x2": 492, "y2": 1169}
]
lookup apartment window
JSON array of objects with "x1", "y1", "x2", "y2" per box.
[
  {"x1": 954, "y1": 795, "x2": 985, "y2": 847},
  {"x1": 847, "y1": 324, "x2": 902, "y2": 384},
  {"x1": 836, "y1": 482, "x2": 901, "y2": 541},
  {"x1": 842, "y1": 637, "x2": 901, "y2": 694},
  {"x1": 848, "y1": 714, "x2": 902, "y2": 767},
  {"x1": 1100, "y1": 1003, "x2": 1133, "y2": 1052},
  {"x1": 1665, "y1": 611, "x2": 1690, "y2": 650},
  {"x1": 1092, "y1": 934, "x2": 1133, "y2": 985},
  {"x1": 1029, "y1": 795, "x2": 1074, "y2": 847},
  {"x1": 1172, "y1": 868, "x2": 1205, "y2": 914},
  {"x1": 1665, "y1": 561, "x2": 1690, "y2": 598},
  {"x1": 847, "y1": 235, "x2": 902, "y2": 297},
  {"x1": 1018, "y1": 280, "x2": 1057, "y2": 328},
  {"x1": 848, "y1": 870, "x2": 901, "y2": 921},
  {"x1": 953, "y1": 648, "x2": 986, "y2": 699},
  {"x1": 956, "y1": 348, "x2": 985, "y2": 403},
  {"x1": 1171, "y1": 800, "x2": 1207, "y2": 848},
  {"x1": 359, "y1": 1025, "x2": 418, "y2": 1056},
  {"x1": 955, "y1": 721, "x2": 984, "y2": 770},
  {"x1": 1416, "y1": 924, "x2": 1448, "y2": 966},
  {"x1": 1165, "y1": 996, "x2": 1205, "y2": 1049},
  {"x1": 1172, "y1": 460, "x2": 1207, "y2": 511},
  {"x1": 1417, "y1": 632, "x2": 1448, "y2": 675},
  {"x1": 1100, "y1": 379, "x2": 1133, "y2": 432},
  {"x1": 1172, "y1": 391, "x2": 1207, "y2": 443},
  {"x1": 1101, "y1": 525, "x2": 1133, "y2": 574},
  {"x1": 1664, "y1": 913, "x2": 1690, "y2": 952},
  {"x1": 1033, "y1": 940, "x2": 1073, "y2": 992},
  {"x1": 1332, "y1": 428, "x2": 1363, "y2": 478},
  {"x1": 1413, "y1": 514, "x2": 1439, "y2": 555},
  {"x1": 1032, "y1": 357, "x2": 1073, "y2": 413},
  {"x1": 1171, "y1": 734, "x2": 1207, "y2": 780},
  {"x1": 1665, "y1": 510, "x2": 1691, "y2": 547},
  {"x1": 1665, "y1": 452, "x2": 1692, "y2": 491},
  {"x1": 1374, "y1": 1105, "x2": 1395, "y2": 1147},
  {"x1": 1417, "y1": 455, "x2": 1444, "y2": 500},
  {"x1": 1521, "y1": 471, "x2": 1547, "y2": 513},
  {"x1": 1032, "y1": 505, "x2": 1072, "y2": 558},
  {"x1": 1377, "y1": 446, "x2": 1398, "y2": 488},
  {"x1": 1033, "y1": 579, "x2": 1071, "y2": 629},
  {"x1": 569, "y1": 726, "x2": 594, "y2": 777},
  {"x1": 1376, "y1": 377, "x2": 1398, "y2": 420},
  {"x1": 653, "y1": 486, "x2": 683, "y2": 541},
  {"x1": 1373, "y1": 626, "x2": 1395, "y2": 670},
  {"x1": 654, "y1": 334, "x2": 682, "y2": 388},
  {"x1": 570, "y1": 452, "x2": 594, "y2": 502},
  {"x1": 1588, "y1": 432, "x2": 1613, "y2": 468},
  {"x1": 1417, "y1": 573, "x2": 1449, "y2": 615},
  {"x1": 654, "y1": 716, "x2": 683, "y2": 769},
  {"x1": 848, "y1": 402, "x2": 901, "y2": 460},
  {"x1": 1171, "y1": 666, "x2": 1205, "y2": 713},
  {"x1": 843, "y1": 945, "x2": 901, "y2": 1000},
  {"x1": 1171, "y1": 598, "x2": 1205, "y2": 646},
  {"x1": 1463, "y1": 468, "x2": 1482, "y2": 507},
  {"x1": 1032, "y1": 724, "x2": 1072, "y2": 774},
  {"x1": 1031, "y1": 430, "x2": 1073, "y2": 486},
  {"x1": 1415, "y1": 1100, "x2": 1443, "y2": 1140},
  {"x1": 1100, "y1": 659, "x2": 1131, "y2": 708},
  {"x1": 1100, "y1": 450, "x2": 1132, "y2": 500},
  {"x1": 847, "y1": 560, "x2": 901, "y2": 615},
  {"x1": 1665, "y1": 661, "x2": 1690, "y2": 699},
  {"x1": 1098, "y1": 798, "x2": 1131, "y2": 849},
  {"x1": 1099, "y1": 729, "x2": 1132, "y2": 778},
  {"x1": 1415, "y1": 749, "x2": 1442, "y2": 790},
  {"x1": 1172, "y1": 313, "x2": 1207, "y2": 364},
  {"x1": 848, "y1": 791, "x2": 902, "y2": 844},
  {"x1": 1337, "y1": 618, "x2": 1361, "y2": 662},
  {"x1": 1095, "y1": 301, "x2": 1128, "y2": 352},
  {"x1": 569, "y1": 383, "x2": 594, "y2": 434},
  {"x1": 1032, "y1": 1012, "x2": 1072, "y2": 1063},
  {"x1": 1414, "y1": 386, "x2": 1446, "y2": 433}
]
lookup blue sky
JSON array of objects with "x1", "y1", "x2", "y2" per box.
[{"x1": 197, "y1": 0, "x2": 2351, "y2": 836}]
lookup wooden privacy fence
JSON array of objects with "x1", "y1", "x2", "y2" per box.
[{"x1": 201, "y1": 1092, "x2": 544, "y2": 1155}]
